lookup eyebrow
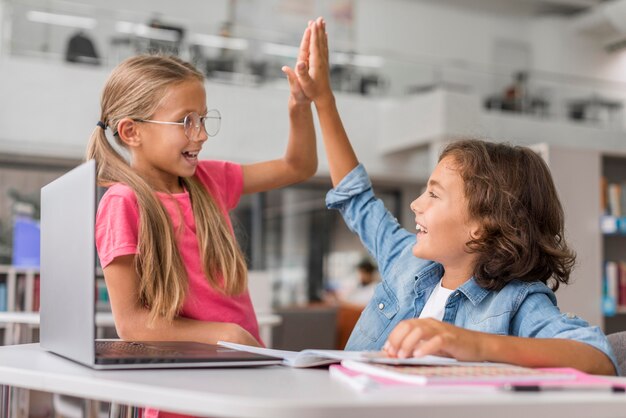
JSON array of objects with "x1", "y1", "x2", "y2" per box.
[
  {"x1": 428, "y1": 179, "x2": 445, "y2": 191},
  {"x1": 175, "y1": 108, "x2": 208, "y2": 118}
]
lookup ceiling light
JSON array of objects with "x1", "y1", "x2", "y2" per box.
[
  {"x1": 26, "y1": 11, "x2": 96, "y2": 30},
  {"x1": 191, "y1": 34, "x2": 249, "y2": 51}
]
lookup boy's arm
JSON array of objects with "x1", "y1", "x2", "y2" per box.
[
  {"x1": 241, "y1": 26, "x2": 317, "y2": 194},
  {"x1": 385, "y1": 318, "x2": 615, "y2": 375},
  {"x1": 103, "y1": 255, "x2": 260, "y2": 347},
  {"x1": 385, "y1": 290, "x2": 618, "y2": 375},
  {"x1": 296, "y1": 18, "x2": 358, "y2": 187},
  {"x1": 483, "y1": 334, "x2": 616, "y2": 375}
]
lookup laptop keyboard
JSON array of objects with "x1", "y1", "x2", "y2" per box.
[{"x1": 96, "y1": 341, "x2": 183, "y2": 357}]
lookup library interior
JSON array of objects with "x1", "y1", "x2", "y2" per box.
[{"x1": 4, "y1": 0, "x2": 626, "y2": 417}]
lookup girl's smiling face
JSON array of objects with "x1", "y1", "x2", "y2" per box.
[
  {"x1": 410, "y1": 155, "x2": 481, "y2": 274},
  {"x1": 130, "y1": 79, "x2": 209, "y2": 193}
]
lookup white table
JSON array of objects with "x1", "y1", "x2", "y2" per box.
[{"x1": 1, "y1": 344, "x2": 626, "y2": 418}]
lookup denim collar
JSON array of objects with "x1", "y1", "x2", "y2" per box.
[
  {"x1": 414, "y1": 262, "x2": 490, "y2": 306},
  {"x1": 457, "y1": 276, "x2": 491, "y2": 306}
]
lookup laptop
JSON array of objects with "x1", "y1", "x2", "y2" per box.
[{"x1": 40, "y1": 160, "x2": 281, "y2": 369}]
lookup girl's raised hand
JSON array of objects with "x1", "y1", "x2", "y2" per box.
[
  {"x1": 282, "y1": 22, "x2": 313, "y2": 105},
  {"x1": 383, "y1": 318, "x2": 487, "y2": 362}
]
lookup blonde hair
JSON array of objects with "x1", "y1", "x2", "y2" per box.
[{"x1": 86, "y1": 55, "x2": 247, "y2": 326}]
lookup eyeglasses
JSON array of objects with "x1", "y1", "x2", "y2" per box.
[{"x1": 136, "y1": 109, "x2": 221, "y2": 141}]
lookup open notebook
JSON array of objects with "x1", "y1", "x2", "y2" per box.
[{"x1": 218, "y1": 341, "x2": 509, "y2": 368}]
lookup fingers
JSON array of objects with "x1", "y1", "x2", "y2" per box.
[
  {"x1": 314, "y1": 17, "x2": 325, "y2": 59},
  {"x1": 384, "y1": 319, "x2": 443, "y2": 358},
  {"x1": 295, "y1": 60, "x2": 312, "y2": 86},
  {"x1": 297, "y1": 26, "x2": 311, "y2": 66},
  {"x1": 282, "y1": 66, "x2": 296, "y2": 86},
  {"x1": 283, "y1": 65, "x2": 310, "y2": 104},
  {"x1": 384, "y1": 319, "x2": 418, "y2": 357}
]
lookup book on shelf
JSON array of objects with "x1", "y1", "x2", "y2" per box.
[
  {"x1": 217, "y1": 341, "x2": 507, "y2": 368},
  {"x1": 0, "y1": 282, "x2": 6, "y2": 312},
  {"x1": 602, "y1": 261, "x2": 626, "y2": 315},
  {"x1": 602, "y1": 179, "x2": 626, "y2": 219}
]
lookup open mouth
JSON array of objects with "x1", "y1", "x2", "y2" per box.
[
  {"x1": 182, "y1": 151, "x2": 199, "y2": 160},
  {"x1": 416, "y1": 223, "x2": 428, "y2": 234}
]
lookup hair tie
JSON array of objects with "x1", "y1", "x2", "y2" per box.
[{"x1": 97, "y1": 121, "x2": 107, "y2": 130}]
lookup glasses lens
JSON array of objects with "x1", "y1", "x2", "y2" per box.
[
  {"x1": 205, "y1": 109, "x2": 221, "y2": 137},
  {"x1": 183, "y1": 112, "x2": 202, "y2": 141}
]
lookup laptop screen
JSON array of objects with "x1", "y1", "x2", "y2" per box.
[{"x1": 40, "y1": 160, "x2": 97, "y2": 367}]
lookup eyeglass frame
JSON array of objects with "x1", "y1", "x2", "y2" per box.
[{"x1": 133, "y1": 109, "x2": 221, "y2": 140}]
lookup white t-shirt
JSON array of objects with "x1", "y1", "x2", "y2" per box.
[{"x1": 418, "y1": 280, "x2": 454, "y2": 321}]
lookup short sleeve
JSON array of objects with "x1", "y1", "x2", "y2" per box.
[
  {"x1": 95, "y1": 185, "x2": 140, "y2": 268},
  {"x1": 194, "y1": 161, "x2": 243, "y2": 210}
]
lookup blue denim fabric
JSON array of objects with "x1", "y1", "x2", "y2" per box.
[{"x1": 326, "y1": 163, "x2": 617, "y2": 372}]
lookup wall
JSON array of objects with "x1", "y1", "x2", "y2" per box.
[
  {"x1": 530, "y1": 16, "x2": 626, "y2": 85},
  {"x1": 0, "y1": 55, "x2": 432, "y2": 183}
]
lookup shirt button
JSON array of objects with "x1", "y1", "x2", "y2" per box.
[
  {"x1": 566, "y1": 312, "x2": 576, "y2": 319},
  {"x1": 378, "y1": 302, "x2": 385, "y2": 310}
]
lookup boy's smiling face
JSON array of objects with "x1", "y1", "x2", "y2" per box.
[{"x1": 410, "y1": 155, "x2": 481, "y2": 276}]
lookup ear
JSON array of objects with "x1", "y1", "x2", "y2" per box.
[
  {"x1": 116, "y1": 118, "x2": 142, "y2": 148},
  {"x1": 467, "y1": 218, "x2": 483, "y2": 241}
]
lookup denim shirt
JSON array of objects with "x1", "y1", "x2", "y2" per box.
[{"x1": 326, "y1": 164, "x2": 617, "y2": 372}]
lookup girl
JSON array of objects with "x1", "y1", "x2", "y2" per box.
[
  {"x1": 87, "y1": 29, "x2": 315, "y2": 417},
  {"x1": 296, "y1": 18, "x2": 617, "y2": 375}
]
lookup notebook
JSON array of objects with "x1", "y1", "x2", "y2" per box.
[
  {"x1": 40, "y1": 160, "x2": 282, "y2": 369},
  {"x1": 218, "y1": 341, "x2": 507, "y2": 368},
  {"x1": 339, "y1": 360, "x2": 577, "y2": 385}
]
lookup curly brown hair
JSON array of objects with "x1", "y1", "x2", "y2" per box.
[{"x1": 440, "y1": 140, "x2": 576, "y2": 292}]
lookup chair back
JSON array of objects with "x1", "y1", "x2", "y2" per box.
[{"x1": 607, "y1": 331, "x2": 626, "y2": 375}]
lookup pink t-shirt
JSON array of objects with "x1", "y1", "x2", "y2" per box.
[{"x1": 95, "y1": 160, "x2": 261, "y2": 344}]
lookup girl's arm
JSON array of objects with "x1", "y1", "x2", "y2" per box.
[
  {"x1": 295, "y1": 18, "x2": 358, "y2": 188},
  {"x1": 241, "y1": 26, "x2": 317, "y2": 194},
  {"x1": 384, "y1": 318, "x2": 616, "y2": 375},
  {"x1": 103, "y1": 255, "x2": 260, "y2": 346}
]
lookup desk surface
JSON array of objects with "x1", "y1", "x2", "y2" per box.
[{"x1": 1, "y1": 344, "x2": 626, "y2": 418}]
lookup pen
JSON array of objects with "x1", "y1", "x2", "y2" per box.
[{"x1": 503, "y1": 384, "x2": 626, "y2": 393}]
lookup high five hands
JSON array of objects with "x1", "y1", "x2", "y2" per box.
[{"x1": 282, "y1": 17, "x2": 334, "y2": 107}]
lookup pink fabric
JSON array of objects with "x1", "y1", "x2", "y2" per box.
[
  {"x1": 95, "y1": 160, "x2": 260, "y2": 343},
  {"x1": 96, "y1": 161, "x2": 259, "y2": 418}
]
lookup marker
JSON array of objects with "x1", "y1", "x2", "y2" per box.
[{"x1": 503, "y1": 384, "x2": 626, "y2": 393}]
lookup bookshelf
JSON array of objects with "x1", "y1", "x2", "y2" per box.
[
  {"x1": 0, "y1": 265, "x2": 111, "y2": 345},
  {"x1": 601, "y1": 156, "x2": 626, "y2": 333},
  {"x1": 0, "y1": 265, "x2": 40, "y2": 345},
  {"x1": 0, "y1": 265, "x2": 40, "y2": 313}
]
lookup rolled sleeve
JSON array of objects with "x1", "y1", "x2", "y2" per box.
[
  {"x1": 326, "y1": 164, "x2": 372, "y2": 209},
  {"x1": 325, "y1": 164, "x2": 415, "y2": 279}
]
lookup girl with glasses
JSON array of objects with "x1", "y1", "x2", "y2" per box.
[
  {"x1": 87, "y1": 47, "x2": 316, "y2": 417},
  {"x1": 297, "y1": 18, "x2": 616, "y2": 375}
]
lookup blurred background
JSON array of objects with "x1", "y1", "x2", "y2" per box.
[{"x1": 2, "y1": 0, "x2": 626, "y2": 364}]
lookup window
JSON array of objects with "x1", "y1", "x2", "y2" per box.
[{"x1": 231, "y1": 182, "x2": 402, "y2": 307}]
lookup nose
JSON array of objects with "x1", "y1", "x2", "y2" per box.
[
  {"x1": 195, "y1": 126, "x2": 209, "y2": 143},
  {"x1": 410, "y1": 197, "x2": 421, "y2": 214}
]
